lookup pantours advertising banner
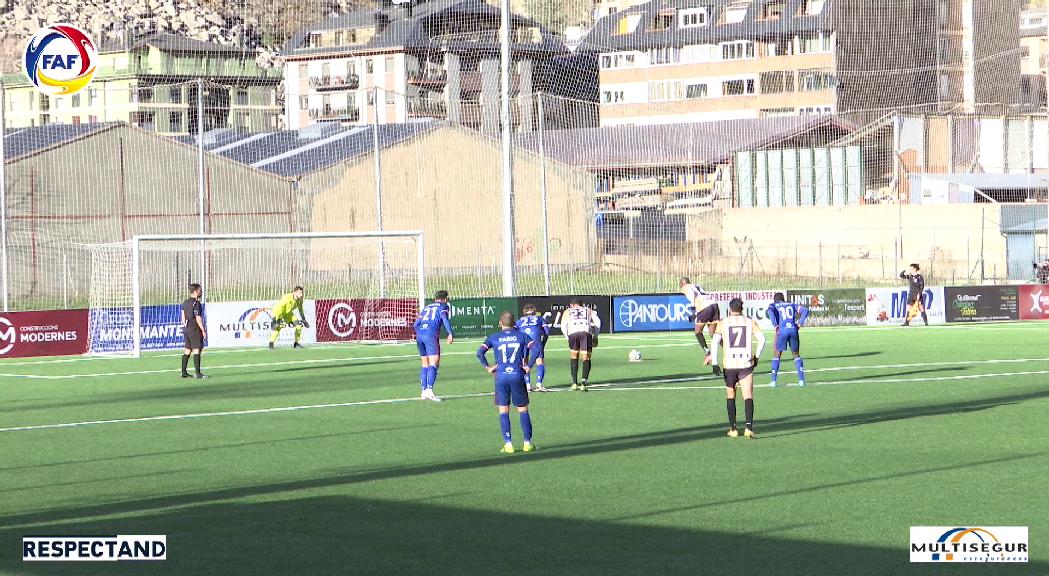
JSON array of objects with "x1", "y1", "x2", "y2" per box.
[
  {"x1": 205, "y1": 300, "x2": 317, "y2": 348},
  {"x1": 612, "y1": 294, "x2": 694, "y2": 333},
  {"x1": 944, "y1": 286, "x2": 1019, "y2": 323},
  {"x1": 0, "y1": 309, "x2": 89, "y2": 358},
  {"x1": 865, "y1": 287, "x2": 946, "y2": 326},
  {"x1": 315, "y1": 299, "x2": 416, "y2": 342},
  {"x1": 1017, "y1": 285, "x2": 1049, "y2": 321}
]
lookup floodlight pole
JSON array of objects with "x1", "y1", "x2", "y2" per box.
[
  {"x1": 499, "y1": 0, "x2": 516, "y2": 297},
  {"x1": 0, "y1": 81, "x2": 7, "y2": 312}
]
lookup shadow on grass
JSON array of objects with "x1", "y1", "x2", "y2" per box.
[
  {"x1": 2, "y1": 492, "x2": 1043, "y2": 576},
  {"x1": 806, "y1": 350, "x2": 882, "y2": 360}
]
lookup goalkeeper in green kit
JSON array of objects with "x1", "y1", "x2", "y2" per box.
[{"x1": 269, "y1": 286, "x2": 309, "y2": 349}]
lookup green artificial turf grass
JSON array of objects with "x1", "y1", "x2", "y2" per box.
[{"x1": 1, "y1": 324, "x2": 1047, "y2": 575}]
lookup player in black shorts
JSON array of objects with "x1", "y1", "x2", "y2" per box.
[
  {"x1": 900, "y1": 263, "x2": 928, "y2": 327},
  {"x1": 181, "y1": 283, "x2": 208, "y2": 379}
]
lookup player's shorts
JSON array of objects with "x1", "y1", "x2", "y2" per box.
[
  {"x1": 184, "y1": 327, "x2": 204, "y2": 350},
  {"x1": 695, "y1": 304, "x2": 720, "y2": 325},
  {"x1": 775, "y1": 330, "x2": 800, "y2": 354},
  {"x1": 723, "y1": 367, "x2": 754, "y2": 389},
  {"x1": 494, "y1": 374, "x2": 529, "y2": 407},
  {"x1": 907, "y1": 292, "x2": 922, "y2": 306},
  {"x1": 567, "y1": 331, "x2": 594, "y2": 353},
  {"x1": 531, "y1": 341, "x2": 546, "y2": 360},
  {"x1": 416, "y1": 335, "x2": 440, "y2": 357}
]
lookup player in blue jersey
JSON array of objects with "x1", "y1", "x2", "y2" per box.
[
  {"x1": 478, "y1": 311, "x2": 538, "y2": 454},
  {"x1": 515, "y1": 303, "x2": 550, "y2": 392},
  {"x1": 413, "y1": 289, "x2": 455, "y2": 402},
  {"x1": 766, "y1": 292, "x2": 809, "y2": 387}
]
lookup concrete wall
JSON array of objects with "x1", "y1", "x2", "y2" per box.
[{"x1": 301, "y1": 125, "x2": 595, "y2": 276}]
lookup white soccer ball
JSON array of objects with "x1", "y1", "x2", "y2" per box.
[{"x1": 629, "y1": 349, "x2": 642, "y2": 362}]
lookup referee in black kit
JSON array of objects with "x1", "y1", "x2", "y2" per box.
[{"x1": 181, "y1": 283, "x2": 208, "y2": 379}]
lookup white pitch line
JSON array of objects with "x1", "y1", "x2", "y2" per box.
[
  {"x1": 4, "y1": 366, "x2": 1048, "y2": 434},
  {"x1": 0, "y1": 391, "x2": 495, "y2": 433},
  {"x1": 0, "y1": 341, "x2": 701, "y2": 380}
]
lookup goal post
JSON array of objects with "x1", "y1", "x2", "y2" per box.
[{"x1": 87, "y1": 231, "x2": 425, "y2": 358}]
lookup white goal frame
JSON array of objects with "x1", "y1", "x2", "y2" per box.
[{"x1": 128, "y1": 230, "x2": 425, "y2": 358}]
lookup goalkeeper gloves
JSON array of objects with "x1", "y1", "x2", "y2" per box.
[{"x1": 301, "y1": 320, "x2": 310, "y2": 329}]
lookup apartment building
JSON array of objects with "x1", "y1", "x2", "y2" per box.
[
  {"x1": 580, "y1": 0, "x2": 1023, "y2": 126},
  {"x1": 1020, "y1": 8, "x2": 1048, "y2": 108},
  {"x1": 281, "y1": 0, "x2": 579, "y2": 133},
  {"x1": 2, "y1": 33, "x2": 282, "y2": 134}
]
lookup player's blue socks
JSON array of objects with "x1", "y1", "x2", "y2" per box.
[
  {"x1": 499, "y1": 413, "x2": 512, "y2": 443},
  {"x1": 794, "y1": 357, "x2": 805, "y2": 382},
  {"x1": 770, "y1": 358, "x2": 781, "y2": 384},
  {"x1": 520, "y1": 411, "x2": 532, "y2": 442},
  {"x1": 536, "y1": 364, "x2": 545, "y2": 385},
  {"x1": 425, "y1": 366, "x2": 439, "y2": 390},
  {"x1": 419, "y1": 366, "x2": 427, "y2": 392}
]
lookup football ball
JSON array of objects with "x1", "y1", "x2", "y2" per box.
[{"x1": 628, "y1": 349, "x2": 642, "y2": 362}]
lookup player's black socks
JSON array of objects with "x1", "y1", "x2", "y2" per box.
[
  {"x1": 570, "y1": 358, "x2": 579, "y2": 384},
  {"x1": 181, "y1": 354, "x2": 190, "y2": 375},
  {"x1": 193, "y1": 353, "x2": 202, "y2": 375},
  {"x1": 744, "y1": 399, "x2": 754, "y2": 430},
  {"x1": 696, "y1": 332, "x2": 708, "y2": 354},
  {"x1": 921, "y1": 311, "x2": 928, "y2": 326},
  {"x1": 726, "y1": 398, "x2": 737, "y2": 429},
  {"x1": 582, "y1": 360, "x2": 591, "y2": 382}
]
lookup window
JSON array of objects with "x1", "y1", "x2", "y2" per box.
[
  {"x1": 650, "y1": 11, "x2": 673, "y2": 30},
  {"x1": 368, "y1": 90, "x2": 376, "y2": 105},
  {"x1": 685, "y1": 83, "x2": 708, "y2": 99},
  {"x1": 72, "y1": 116, "x2": 80, "y2": 125},
  {"x1": 721, "y1": 41, "x2": 754, "y2": 60},
  {"x1": 799, "y1": 106, "x2": 832, "y2": 115},
  {"x1": 600, "y1": 52, "x2": 637, "y2": 69},
  {"x1": 321, "y1": 62, "x2": 331, "y2": 78},
  {"x1": 679, "y1": 7, "x2": 708, "y2": 28},
  {"x1": 299, "y1": 96, "x2": 308, "y2": 111},
  {"x1": 1021, "y1": 46, "x2": 1031, "y2": 59},
  {"x1": 722, "y1": 79, "x2": 756, "y2": 95},
  {"x1": 236, "y1": 89, "x2": 249, "y2": 106},
  {"x1": 71, "y1": 93, "x2": 81, "y2": 108},
  {"x1": 366, "y1": 59, "x2": 374, "y2": 73},
  {"x1": 385, "y1": 56, "x2": 394, "y2": 72},
  {"x1": 601, "y1": 90, "x2": 625, "y2": 103},
  {"x1": 87, "y1": 88, "x2": 97, "y2": 106},
  {"x1": 798, "y1": 33, "x2": 833, "y2": 53},
  {"x1": 385, "y1": 89, "x2": 395, "y2": 105},
  {"x1": 798, "y1": 69, "x2": 836, "y2": 91},
  {"x1": 299, "y1": 63, "x2": 308, "y2": 79},
  {"x1": 762, "y1": 0, "x2": 785, "y2": 19},
  {"x1": 306, "y1": 33, "x2": 321, "y2": 48},
  {"x1": 647, "y1": 46, "x2": 680, "y2": 65},
  {"x1": 334, "y1": 31, "x2": 343, "y2": 45},
  {"x1": 169, "y1": 111, "x2": 183, "y2": 133},
  {"x1": 649, "y1": 80, "x2": 683, "y2": 102},
  {"x1": 615, "y1": 13, "x2": 642, "y2": 35},
  {"x1": 723, "y1": 1, "x2": 749, "y2": 24},
  {"x1": 760, "y1": 71, "x2": 795, "y2": 94},
  {"x1": 169, "y1": 86, "x2": 182, "y2": 104},
  {"x1": 88, "y1": 115, "x2": 98, "y2": 123},
  {"x1": 800, "y1": 0, "x2": 826, "y2": 15}
]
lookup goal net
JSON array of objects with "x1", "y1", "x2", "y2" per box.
[{"x1": 84, "y1": 231, "x2": 425, "y2": 357}]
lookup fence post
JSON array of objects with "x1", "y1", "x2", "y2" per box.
[
  {"x1": 537, "y1": 92, "x2": 551, "y2": 296},
  {"x1": 818, "y1": 241, "x2": 823, "y2": 288},
  {"x1": 63, "y1": 254, "x2": 68, "y2": 310},
  {"x1": 373, "y1": 86, "x2": 386, "y2": 298}
]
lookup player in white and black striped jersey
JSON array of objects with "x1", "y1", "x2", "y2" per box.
[
  {"x1": 680, "y1": 277, "x2": 721, "y2": 375},
  {"x1": 708, "y1": 298, "x2": 766, "y2": 439},
  {"x1": 562, "y1": 298, "x2": 601, "y2": 391}
]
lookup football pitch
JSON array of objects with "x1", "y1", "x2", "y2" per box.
[{"x1": 1, "y1": 324, "x2": 1047, "y2": 575}]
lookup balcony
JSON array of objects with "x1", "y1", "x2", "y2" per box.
[
  {"x1": 309, "y1": 105, "x2": 361, "y2": 121},
  {"x1": 408, "y1": 99, "x2": 448, "y2": 118},
  {"x1": 407, "y1": 69, "x2": 448, "y2": 86},
  {"x1": 308, "y1": 74, "x2": 361, "y2": 91}
]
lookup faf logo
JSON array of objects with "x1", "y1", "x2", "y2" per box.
[
  {"x1": 910, "y1": 526, "x2": 1028, "y2": 563},
  {"x1": 23, "y1": 24, "x2": 97, "y2": 96}
]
